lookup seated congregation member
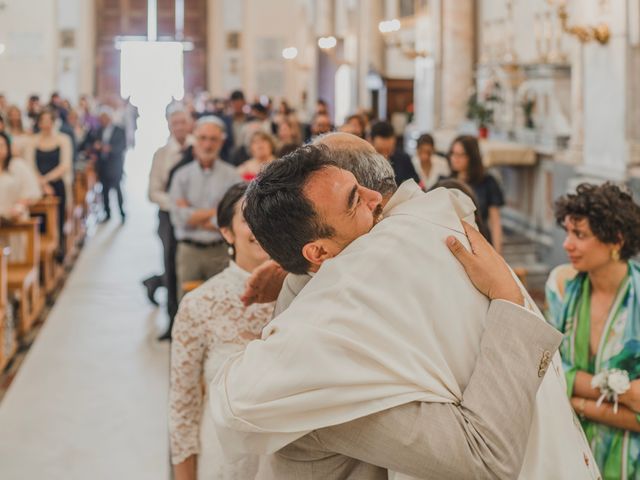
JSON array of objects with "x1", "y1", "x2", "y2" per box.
[
  {"x1": 448, "y1": 135, "x2": 504, "y2": 254},
  {"x1": 5, "y1": 105, "x2": 31, "y2": 158},
  {"x1": 0, "y1": 132, "x2": 41, "y2": 220},
  {"x1": 169, "y1": 183, "x2": 274, "y2": 480},
  {"x1": 229, "y1": 118, "x2": 263, "y2": 167},
  {"x1": 339, "y1": 114, "x2": 366, "y2": 138},
  {"x1": 412, "y1": 133, "x2": 450, "y2": 190},
  {"x1": 229, "y1": 90, "x2": 247, "y2": 151},
  {"x1": 0, "y1": 132, "x2": 42, "y2": 261},
  {"x1": 94, "y1": 107, "x2": 127, "y2": 223},
  {"x1": 78, "y1": 95, "x2": 99, "y2": 132},
  {"x1": 24, "y1": 109, "x2": 72, "y2": 257},
  {"x1": 370, "y1": 120, "x2": 420, "y2": 186},
  {"x1": 307, "y1": 113, "x2": 333, "y2": 143},
  {"x1": 26, "y1": 95, "x2": 41, "y2": 131},
  {"x1": 59, "y1": 108, "x2": 82, "y2": 167},
  {"x1": 546, "y1": 183, "x2": 640, "y2": 478},
  {"x1": 169, "y1": 116, "x2": 241, "y2": 303},
  {"x1": 236, "y1": 131, "x2": 277, "y2": 181},
  {"x1": 212, "y1": 136, "x2": 598, "y2": 479},
  {"x1": 275, "y1": 118, "x2": 302, "y2": 150}
]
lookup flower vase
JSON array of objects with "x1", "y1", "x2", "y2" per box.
[{"x1": 478, "y1": 126, "x2": 489, "y2": 139}]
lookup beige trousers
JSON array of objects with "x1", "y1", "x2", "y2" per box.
[{"x1": 176, "y1": 242, "x2": 229, "y2": 299}]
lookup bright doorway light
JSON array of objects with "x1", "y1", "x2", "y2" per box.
[
  {"x1": 120, "y1": 41, "x2": 184, "y2": 110},
  {"x1": 120, "y1": 41, "x2": 185, "y2": 153}
]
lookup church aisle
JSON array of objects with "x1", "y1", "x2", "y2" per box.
[{"x1": 0, "y1": 134, "x2": 170, "y2": 479}]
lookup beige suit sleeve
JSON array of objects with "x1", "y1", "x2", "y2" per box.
[{"x1": 312, "y1": 300, "x2": 563, "y2": 480}]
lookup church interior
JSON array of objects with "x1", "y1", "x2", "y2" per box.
[{"x1": 1, "y1": 0, "x2": 640, "y2": 479}]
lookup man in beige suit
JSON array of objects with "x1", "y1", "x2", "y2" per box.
[{"x1": 212, "y1": 136, "x2": 596, "y2": 479}]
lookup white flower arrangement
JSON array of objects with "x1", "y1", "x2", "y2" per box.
[{"x1": 591, "y1": 369, "x2": 631, "y2": 414}]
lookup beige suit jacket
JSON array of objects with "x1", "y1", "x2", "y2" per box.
[{"x1": 258, "y1": 299, "x2": 562, "y2": 479}]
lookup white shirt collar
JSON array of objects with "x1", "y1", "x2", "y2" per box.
[{"x1": 382, "y1": 179, "x2": 422, "y2": 217}]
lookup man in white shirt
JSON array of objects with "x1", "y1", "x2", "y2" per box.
[
  {"x1": 169, "y1": 116, "x2": 241, "y2": 308},
  {"x1": 144, "y1": 108, "x2": 192, "y2": 340}
]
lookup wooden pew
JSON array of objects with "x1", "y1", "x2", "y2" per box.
[
  {"x1": 182, "y1": 280, "x2": 204, "y2": 295},
  {"x1": 65, "y1": 171, "x2": 90, "y2": 263},
  {"x1": 0, "y1": 219, "x2": 44, "y2": 336},
  {"x1": 0, "y1": 247, "x2": 17, "y2": 371},
  {"x1": 29, "y1": 197, "x2": 62, "y2": 294}
]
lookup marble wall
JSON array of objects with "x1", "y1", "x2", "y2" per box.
[
  {"x1": 478, "y1": 0, "x2": 640, "y2": 179},
  {"x1": 57, "y1": 0, "x2": 95, "y2": 102},
  {"x1": 440, "y1": 0, "x2": 475, "y2": 129},
  {"x1": 0, "y1": 0, "x2": 58, "y2": 104},
  {"x1": 0, "y1": 0, "x2": 94, "y2": 105}
]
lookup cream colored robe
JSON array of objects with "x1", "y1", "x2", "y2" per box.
[{"x1": 212, "y1": 181, "x2": 599, "y2": 479}]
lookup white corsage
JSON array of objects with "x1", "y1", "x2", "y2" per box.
[{"x1": 591, "y1": 369, "x2": 631, "y2": 414}]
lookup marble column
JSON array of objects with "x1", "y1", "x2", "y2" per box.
[
  {"x1": 440, "y1": 0, "x2": 475, "y2": 129},
  {"x1": 578, "y1": 0, "x2": 628, "y2": 180},
  {"x1": 413, "y1": 10, "x2": 437, "y2": 133},
  {"x1": 567, "y1": 42, "x2": 584, "y2": 155}
]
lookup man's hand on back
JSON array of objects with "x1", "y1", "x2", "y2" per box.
[
  {"x1": 241, "y1": 260, "x2": 287, "y2": 307},
  {"x1": 446, "y1": 221, "x2": 524, "y2": 306}
]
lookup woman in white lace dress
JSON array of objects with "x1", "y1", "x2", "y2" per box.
[{"x1": 169, "y1": 183, "x2": 274, "y2": 480}]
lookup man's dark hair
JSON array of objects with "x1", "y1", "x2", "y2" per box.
[
  {"x1": 244, "y1": 144, "x2": 337, "y2": 274},
  {"x1": 251, "y1": 103, "x2": 267, "y2": 115},
  {"x1": 230, "y1": 90, "x2": 245, "y2": 101},
  {"x1": 417, "y1": 133, "x2": 435, "y2": 148},
  {"x1": 370, "y1": 121, "x2": 395, "y2": 140},
  {"x1": 277, "y1": 142, "x2": 300, "y2": 158},
  {"x1": 554, "y1": 182, "x2": 640, "y2": 261}
]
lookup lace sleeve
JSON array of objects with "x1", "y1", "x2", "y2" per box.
[{"x1": 168, "y1": 296, "x2": 208, "y2": 465}]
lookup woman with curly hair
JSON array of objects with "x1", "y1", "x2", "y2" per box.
[{"x1": 546, "y1": 182, "x2": 640, "y2": 479}]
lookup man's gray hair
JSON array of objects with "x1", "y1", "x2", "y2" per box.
[
  {"x1": 166, "y1": 105, "x2": 189, "y2": 119},
  {"x1": 195, "y1": 115, "x2": 227, "y2": 136},
  {"x1": 331, "y1": 148, "x2": 397, "y2": 197}
]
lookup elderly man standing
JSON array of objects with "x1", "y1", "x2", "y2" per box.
[
  {"x1": 169, "y1": 116, "x2": 240, "y2": 314},
  {"x1": 144, "y1": 108, "x2": 193, "y2": 340}
]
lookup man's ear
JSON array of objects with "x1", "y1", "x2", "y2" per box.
[
  {"x1": 302, "y1": 239, "x2": 335, "y2": 270},
  {"x1": 220, "y1": 226, "x2": 234, "y2": 246}
]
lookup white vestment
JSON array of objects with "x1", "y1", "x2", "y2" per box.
[{"x1": 211, "y1": 181, "x2": 599, "y2": 479}]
